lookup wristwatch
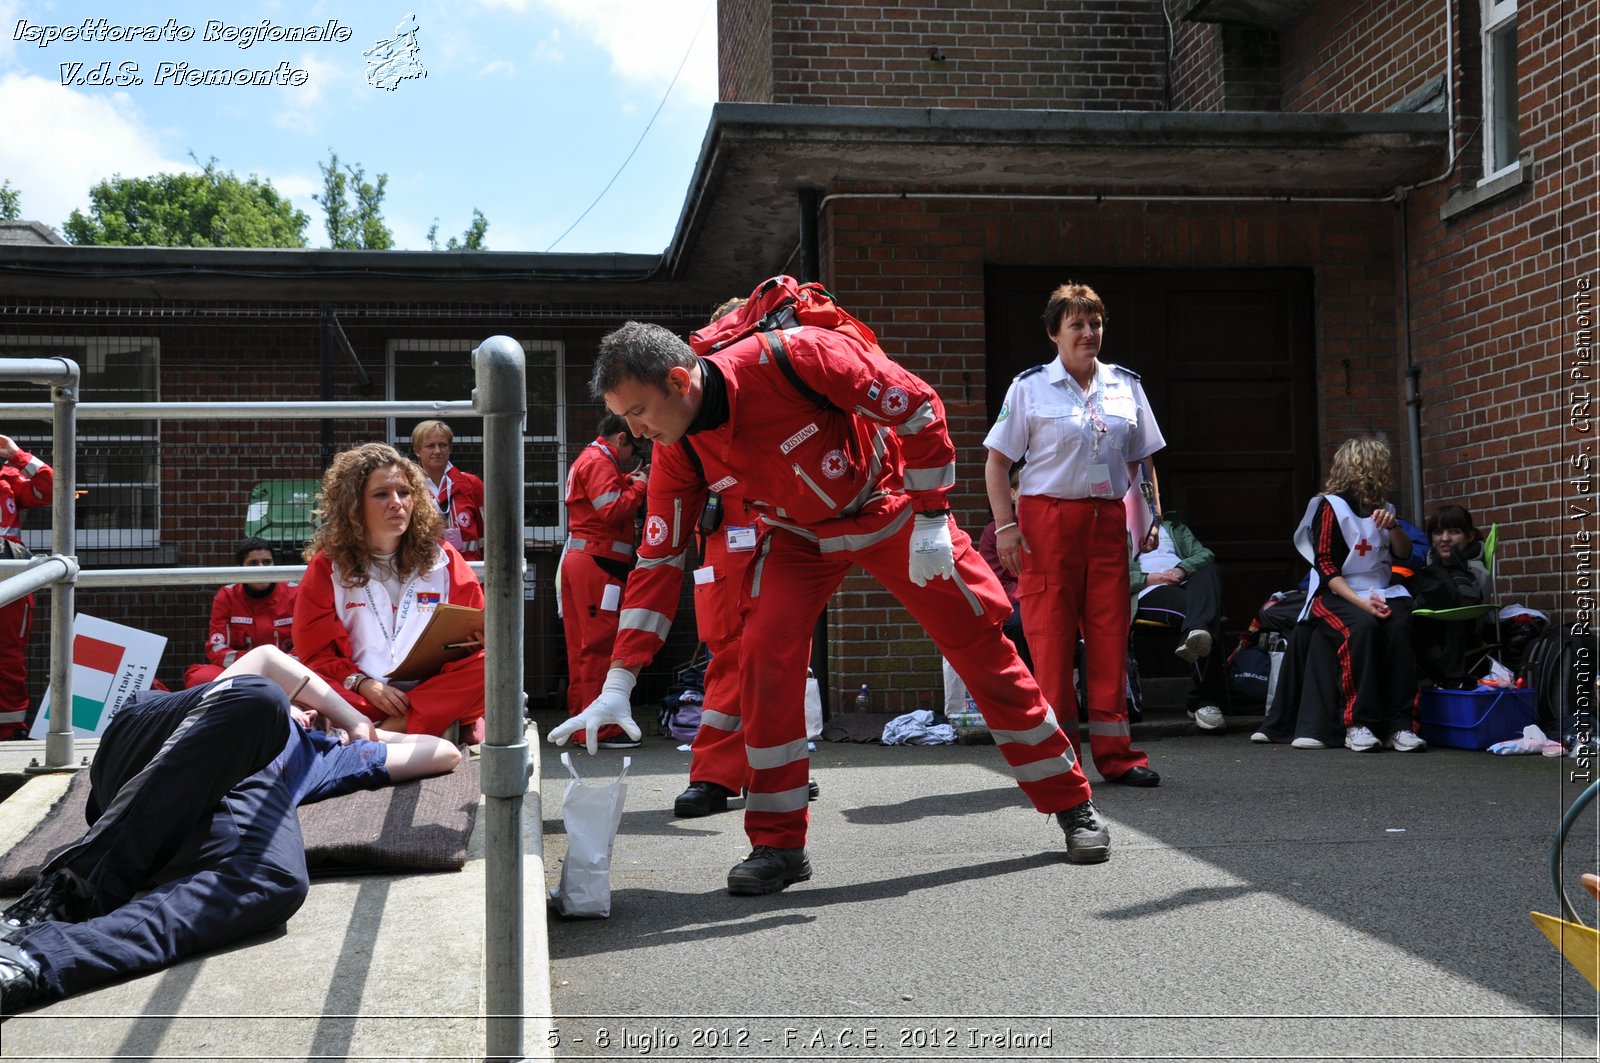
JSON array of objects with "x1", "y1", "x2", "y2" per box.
[{"x1": 343, "y1": 672, "x2": 369, "y2": 692}]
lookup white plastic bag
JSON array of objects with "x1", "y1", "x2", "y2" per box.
[
  {"x1": 1265, "y1": 643, "x2": 1286, "y2": 710},
  {"x1": 549, "y1": 752, "x2": 630, "y2": 918},
  {"x1": 804, "y1": 673, "x2": 823, "y2": 740}
]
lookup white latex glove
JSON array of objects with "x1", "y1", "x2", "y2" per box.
[
  {"x1": 908, "y1": 510, "x2": 956, "y2": 587},
  {"x1": 547, "y1": 667, "x2": 641, "y2": 755}
]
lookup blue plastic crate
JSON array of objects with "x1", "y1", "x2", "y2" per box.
[{"x1": 1417, "y1": 686, "x2": 1538, "y2": 751}]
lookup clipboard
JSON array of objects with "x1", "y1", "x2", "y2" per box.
[{"x1": 387, "y1": 603, "x2": 484, "y2": 682}]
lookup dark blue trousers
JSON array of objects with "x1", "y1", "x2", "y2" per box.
[{"x1": 18, "y1": 676, "x2": 311, "y2": 1000}]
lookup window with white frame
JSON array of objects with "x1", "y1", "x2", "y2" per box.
[
  {"x1": 1481, "y1": 0, "x2": 1520, "y2": 180},
  {"x1": 386, "y1": 338, "x2": 565, "y2": 542},
  {"x1": 1, "y1": 335, "x2": 160, "y2": 551}
]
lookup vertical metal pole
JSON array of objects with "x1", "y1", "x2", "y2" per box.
[
  {"x1": 474, "y1": 336, "x2": 530, "y2": 1063},
  {"x1": 319, "y1": 306, "x2": 336, "y2": 469},
  {"x1": 46, "y1": 362, "x2": 80, "y2": 769}
]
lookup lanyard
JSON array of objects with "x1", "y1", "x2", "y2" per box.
[
  {"x1": 1067, "y1": 379, "x2": 1109, "y2": 460},
  {"x1": 360, "y1": 570, "x2": 419, "y2": 653}
]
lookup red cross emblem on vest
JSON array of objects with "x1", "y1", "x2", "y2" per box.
[{"x1": 1354, "y1": 538, "x2": 1373, "y2": 557}]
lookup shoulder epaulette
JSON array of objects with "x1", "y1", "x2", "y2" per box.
[
  {"x1": 1018, "y1": 364, "x2": 1047, "y2": 380},
  {"x1": 1106, "y1": 362, "x2": 1141, "y2": 381}
]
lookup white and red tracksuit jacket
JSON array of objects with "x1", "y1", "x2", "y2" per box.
[
  {"x1": 293, "y1": 543, "x2": 484, "y2": 695},
  {"x1": 0, "y1": 447, "x2": 51, "y2": 730}
]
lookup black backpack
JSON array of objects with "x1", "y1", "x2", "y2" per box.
[{"x1": 1516, "y1": 624, "x2": 1592, "y2": 738}]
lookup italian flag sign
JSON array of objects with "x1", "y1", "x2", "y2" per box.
[{"x1": 28, "y1": 614, "x2": 167, "y2": 739}]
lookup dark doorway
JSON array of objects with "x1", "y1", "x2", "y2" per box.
[{"x1": 984, "y1": 267, "x2": 1320, "y2": 632}]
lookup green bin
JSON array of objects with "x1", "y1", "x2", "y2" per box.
[{"x1": 245, "y1": 479, "x2": 321, "y2": 562}]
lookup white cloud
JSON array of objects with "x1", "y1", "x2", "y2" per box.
[
  {"x1": 270, "y1": 51, "x2": 346, "y2": 132},
  {"x1": 528, "y1": 0, "x2": 717, "y2": 105},
  {"x1": 530, "y1": 27, "x2": 564, "y2": 65},
  {"x1": 477, "y1": 58, "x2": 515, "y2": 78},
  {"x1": 0, "y1": 73, "x2": 191, "y2": 229}
]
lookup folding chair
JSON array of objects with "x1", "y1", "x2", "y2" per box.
[{"x1": 1412, "y1": 523, "x2": 1500, "y2": 676}]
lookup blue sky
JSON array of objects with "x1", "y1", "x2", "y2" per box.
[{"x1": 0, "y1": 0, "x2": 718, "y2": 253}]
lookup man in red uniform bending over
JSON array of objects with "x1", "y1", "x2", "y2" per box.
[
  {"x1": 0, "y1": 432, "x2": 52, "y2": 740},
  {"x1": 549, "y1": 276, "x2": 1110, "y2": 895},
  {"x1": 184, "y1": 537, "x2": 298, "y2": 688}
]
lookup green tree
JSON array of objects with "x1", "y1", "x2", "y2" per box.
[
  {"x1": 0, "y1": 180, "x2": 20, "y2": 222},
  {"x1": 62, "y1": 160, "x2": 309, "y2": 247},
  {"x1": 426, "y1": 208, "x2": 489, "y2": 251},
  {"x1": 315, "y1": 151, "x2": 393, "y2": 250}
]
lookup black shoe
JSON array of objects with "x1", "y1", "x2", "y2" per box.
[
  {"x1": 1056, "y1": 800, "x2": 1111, "y2": 865},
  {"x1": 0, "y1": 939, "x2": 44, "y2": 1016},
  {"x1": 808, "y1": 777, "x2": 820, "y2": 801},
  {"x1": 1112, "y1": 765, "x2": 1161, "y2": 787},
  {"x1": 727, "y1": 846, "x2": 812, "y2": 895},
  {"x1": 1, "y1": 870, "x2": 84, "y2": 941},
  {"x1": 673, "y1": 781, "x2": 734, "y2": 818}
]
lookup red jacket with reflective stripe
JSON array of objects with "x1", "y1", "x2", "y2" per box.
[
  {"x1": 611, "y1": 324, "x2": 955, "y2": 668},
  {"x1": 564, "y1": 437, "x2": 645, "y2": 561}
]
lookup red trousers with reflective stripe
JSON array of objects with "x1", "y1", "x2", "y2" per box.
[
  {"x1": 559, "y1": 552, "x2": 626, "y2": 739},
  {"x1": 0, "y1": 593, "x2": 31, "y2": 737},
  {"x1": 1016, "y1": 495, "x2": 1149, "y2": 781},
  {"x1": 742, "y1": 505, "x2": 1092, "y2": 849},
  {"x1": 689, "y1": 531, "x2": 758, "y2": 792}
]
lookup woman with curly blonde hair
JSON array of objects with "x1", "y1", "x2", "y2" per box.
[
  {"x1": 292, "y1": 442, "x2": 486, "y2": 739},
  {"x1": 1255, "y1": 436, "x2": 1422, "y2": 753}
]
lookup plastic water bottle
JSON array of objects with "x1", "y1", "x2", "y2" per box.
[{"x1": 855, "y1": 683, "x2": 869, "y2": 713}]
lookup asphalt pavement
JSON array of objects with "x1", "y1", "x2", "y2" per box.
[{"x1": 1, "y1": 698, "x2": 1597, "y2": 1062}]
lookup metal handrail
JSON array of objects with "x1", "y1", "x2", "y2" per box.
[{"x1": 0, "y1": 342, "x2": 537, "y2": 1059}]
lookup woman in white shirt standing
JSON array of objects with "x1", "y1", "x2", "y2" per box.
[{"x1": 983, "y1": 282, "x2": 1165, "y2": 787}]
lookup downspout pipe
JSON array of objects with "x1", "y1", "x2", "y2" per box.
[{"x1": 798, "y1": 186, "x2": 831, "y2": 721}]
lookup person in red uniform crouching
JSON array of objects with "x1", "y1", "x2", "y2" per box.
[
  {"x1": 293, "y1": 443, "x2": 486, "y2": 740},
  {"x1": 411, "y1": 420, "x2": 485, "y2": 561},
  {"x1": 549, "y1": 276, "x2": 1111, "y2": 895},
  {"x1": 560, "y1": 413, "x2": 648, "y2": 749},
  {"x1": 0, "y1": 432, "x2": 51, "y2": 740},
  {"x1": 183, "y1": 537, "x2": 298, "y2": 688}
]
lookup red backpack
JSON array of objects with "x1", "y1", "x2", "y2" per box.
[{"x1": 688, "y1": 275, "x2": 883, "y2": 362}]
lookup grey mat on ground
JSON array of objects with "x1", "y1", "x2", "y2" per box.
[{"x1": 0, "y1": 759, "x2": 481, "y2": 893}]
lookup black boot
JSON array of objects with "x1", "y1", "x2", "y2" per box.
[
  {"x1": 673, "y1": 781, "x2": 734, "y2": 818},
  {"x1": 727, "y1": 846, "x2": 812, "y2": 895},
  {"x1": 1, "y1": 870, "x2": 86, "y2": 942},
  {"x1": 0, "y1": 939, "x2": 44, "y2": 1016},
  {"x1": 1056, "y1": 800, "x2": 1111, "y2": 865}
]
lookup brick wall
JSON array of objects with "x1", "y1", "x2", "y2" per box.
[
  {"x1": 1169, "y1": 14, "x2": 1224, "y2": 112},
  {"x1": 3, "y1": 302, "x2": 706, "y2": 716},
  {"x1": 818, "y1": 193, "x2": 1405, "y2": 711},
  {"x1": 718, "y1": 0, "x2": 772, "y2": 103},
  {"x1": 1263, "y1": 0, "x2": 1598, "y2": 614},
  {"x1": 735, "y1": 0, "x2": 1170, "y2": 110}
]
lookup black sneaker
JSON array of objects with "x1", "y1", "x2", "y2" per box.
[
  {"x1": 1, "y1": 870, "x2": 84, "y2": 941},
  {"x1": 808, "y1": 777, "x2": 820, "y2": 801},
  {"x1": 673, "y1": 781, "x2": 734, "y2": 818},
  {"x1": 1056, "y1": 800, "x2": 1111, "y2": 865},
  {"x1": 0, "y1": 939, "x2": 44, "y2": 1016},
  {"x1": 727, "y1": 846, "x2": 812, "y2": 895}
]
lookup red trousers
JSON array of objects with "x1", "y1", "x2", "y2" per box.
[
  {"x1": 354, "y1": 651, "x2": 485, "y2": 738},
  {"x1": 1017, "y1": 495, "x2": 1148, "y2": 781},
  {"x1": 0, "y1": 594, "x2": 31, "y2": 738},
  {"x1": 688, "y1": 532, "x2": 758, "y2": 792},
  {"x1": 742, "y1": 503, "x2": 1093, "y2": 848},
  {"x1": 559, "y1": 551, "x2": 627, "y2": 741}
]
